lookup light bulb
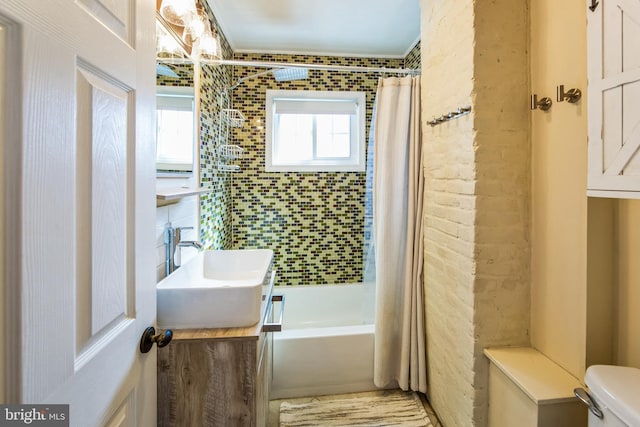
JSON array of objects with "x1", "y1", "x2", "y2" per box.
[
  {"x1": 182, "y1": 7, "x2": 210, "y2": 47},
  {"x1": 199, "y1": 30, "x2": 222, "y2": 60},
  {"x1": 159, "y1": 0, "x2": 196, "y2": 26},
  {"x1": 188, "y1": 14, "x2": 206, "y2": 39},
  {"x1": 157, "y1": 34, "x2": 182, "y2": 58}
]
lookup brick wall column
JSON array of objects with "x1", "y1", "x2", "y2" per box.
[{"x1": 421, "y1": 0, "x2": 530, "y2": 425}]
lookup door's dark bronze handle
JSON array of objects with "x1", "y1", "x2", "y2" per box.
[{"x1": 139, "y1": 326, "x2": 173, "y2": 353}]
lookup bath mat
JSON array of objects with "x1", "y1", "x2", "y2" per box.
[{"x1": 279, "y1": 390, "x2": 433, "y2": 427}]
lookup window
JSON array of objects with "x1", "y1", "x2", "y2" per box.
[
  {"x1": 156, "y1": 86, "x2": 195, "y2": 174},
  {"x1": 266, "y1": 90, "x2": 366, "y2": 172}
]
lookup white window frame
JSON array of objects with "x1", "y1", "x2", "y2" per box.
[{"x1": 265, "y1": 90, "x2": 366, "y2": 172}]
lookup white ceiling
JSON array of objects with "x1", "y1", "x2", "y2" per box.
[{"x1": 206, "y1": 0, "x2": 421, "y2": 58}]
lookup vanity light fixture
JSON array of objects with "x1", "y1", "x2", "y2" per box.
[
  {"x1": 198, "y1": 26, "x2": 222, "y2": 60},
  {"x1": 159, "y1": 0, "x2": 197, "y2": 26},
  {"x1": 181, "y1": 6, "x2": 208, "y2": 45},
  {"x1": 157, "y1": 0, "x2": 222, "y2": 62},
  {"x1": 156, "y1": 21, "x2": 185, "y2": 59}
]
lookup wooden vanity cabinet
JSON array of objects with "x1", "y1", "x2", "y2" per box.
[{"x1": 158, "y1": 271, "x2": 277, "y2": 427}]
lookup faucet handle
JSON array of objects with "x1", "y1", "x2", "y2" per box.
[{"x1": 174, "y1": 226, "x2": 194, "y2": 242}]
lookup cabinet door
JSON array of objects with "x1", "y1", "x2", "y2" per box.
[
  {"x1": 588, "y1": 0, "x2": 640, "y2": 198},
  {"x1": 256, "y1": 333, "x2": 272, "y2": 427},
  {"x1": 158, "y1": 339, "x2": 257, "y2": 427}
]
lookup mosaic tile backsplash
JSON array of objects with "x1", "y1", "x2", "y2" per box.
[
  {"x1": 229, "y1": 53, "x2": 407, "y2": 286},
  {"x1": 405, "y1": 41, "x2": 421, "y2": 71},
  {"x1": 197, "y1": 5, "x2": 236, "y2": 250},
  {"x1": 157, "y1": 7, "x2": 420, "y2": 286}
]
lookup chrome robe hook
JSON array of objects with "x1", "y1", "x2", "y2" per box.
[
  {"x1": 557, "y1": 85, "x2": 582, "y2": 103},
  {"x1": 531, "y1": 94, "x2": 552, "y2": 111}
]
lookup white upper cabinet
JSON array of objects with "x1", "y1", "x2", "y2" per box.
[{"x1": 587, "y1": 0, "x2": 640, "y2": 198}]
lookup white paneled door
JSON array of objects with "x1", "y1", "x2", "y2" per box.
[
  {"x1": 588, "y1": 0, "x2": 640, "y2": 197},
  {"x1": 1, "y1": 1, "x2": 157, "y2": 426}
]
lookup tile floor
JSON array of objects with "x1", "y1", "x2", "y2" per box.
[{"x1": 268, "y1": 390, "x2": 442, "y2": 427}]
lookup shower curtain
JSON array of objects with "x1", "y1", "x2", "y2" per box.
[
  {"x1": 362, "y1": 97, "x2": 377, "y2": 325},
  {"x1": 369, "y1": 75, "x2": 426, "y2": 393}
]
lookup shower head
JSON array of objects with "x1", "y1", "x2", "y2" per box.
[
  {"x1": 272, "y1": 67, "x2": 309, "y2": 82},
  {"x1": 156, "y1": 63, "x2": 179, "y2": 78},
  {"x1": 226, "y1": 66, "x2": 310, "y2": 91}
]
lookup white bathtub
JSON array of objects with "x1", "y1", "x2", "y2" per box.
[{"x1": 271, "y1": 283, "x2": 378, "y2": 399}]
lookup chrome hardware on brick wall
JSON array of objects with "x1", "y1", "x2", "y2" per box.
[{"x1": 427, "y1": 106, "x2": 472, "y2": 127}]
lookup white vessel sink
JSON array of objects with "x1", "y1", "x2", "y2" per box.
[{"x1": 157, "y1": 249, "x2": 274, "y2": 329}]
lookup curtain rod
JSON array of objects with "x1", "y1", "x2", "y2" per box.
[{"x1": 208, "y1": 59, "x2": 420, "y2": 75}]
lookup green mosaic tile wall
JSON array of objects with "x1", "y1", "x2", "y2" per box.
[
  {"x1": 156, "y1": 63, "x2": 194, "y2": 87},
  {"x1": 405, "y1": 41, "x2": 421, "y2": 71},
  {"x1": 229, "y1": 53, "x2": 404, "y2": 286},
  {"x1": 199, "y1": 65, "x2": 232, "y2": 250},
  {"x1": 198, "y1": 4, "x2": 236, "y2": 250}
]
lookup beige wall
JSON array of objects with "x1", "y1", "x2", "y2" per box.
[
  {"x1": 586, "y1": 198, "x2": 616, "y2": 367},
  {"x1": 616, "y1": 200, "x2": 640, "y2": 368},
  {"x1": 529, "y1": 0, "x2": 589, "y2": 379},
  {"x1": 530, "y1": 0, "x2": 640, "y2": 378}
]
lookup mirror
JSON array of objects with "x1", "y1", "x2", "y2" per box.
[
  {"x1": 154, "y1": 0, "x2": 224, "y2": 183},
  {"x1": 156, "y1": 84, "x2": 195, "y2": 176},
  {"x1": 155, "y1": 11, "x2": 197, "y2": 178}
]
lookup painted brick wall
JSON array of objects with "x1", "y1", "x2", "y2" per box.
[
  {"x1": 471, "y1": 0, "x2": 531, "y2": 423},
  {"x1": 421, "y1": 0, "x2": 530, "y2": 425},
  {"x1": 421, "y1": 1, "x2": 477, "y2": 425}
]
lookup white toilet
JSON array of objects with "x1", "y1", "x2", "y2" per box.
[{"x1": 577, "y1": 365, "x2": 640, "y2": 427}]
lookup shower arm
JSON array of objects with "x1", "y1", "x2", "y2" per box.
[{"x1": 226, "y1": 68, "x2": 282, "y2": 92}]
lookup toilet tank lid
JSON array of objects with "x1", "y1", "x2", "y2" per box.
[{"x1": 585, "y1": 365, "x2": 640, "y2": 425}]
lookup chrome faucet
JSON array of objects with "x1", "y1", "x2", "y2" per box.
[
  {"x1": 164, "y1": 223, "x2": 202, "y2": 276},
  {"x1": 177, "y1": 240, "x2": 203, "y2": 250}
]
